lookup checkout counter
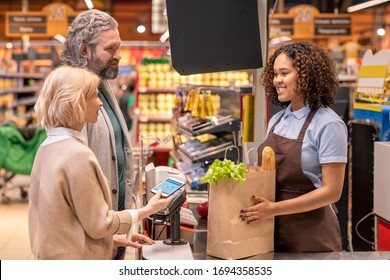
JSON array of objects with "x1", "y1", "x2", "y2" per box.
[
  {"x1": 188, "y1": 201, "x2": 390, "y2": 260},
  {"x1": 125, "y1": 197, "x2": 390, "y2": 260},
  {"x1": 125, "y1": 163, "x2": 390, "y2": 260}
]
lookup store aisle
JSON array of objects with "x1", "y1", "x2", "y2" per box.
[{"x1": 0, "y1": 175, "x2": 33, "y2": 260}]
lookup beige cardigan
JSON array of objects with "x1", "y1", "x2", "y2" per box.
[{"x1": 28, "y1": 137, "x2": 132, "y2": 260}]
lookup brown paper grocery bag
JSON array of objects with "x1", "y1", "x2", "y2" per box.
[{"x1": 206, "y1": 168, "x2": 275, "y2": 259}]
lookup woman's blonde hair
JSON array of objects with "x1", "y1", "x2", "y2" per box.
[{"x1": 34, "y1": 65, "x2": 100, "y2": 128}]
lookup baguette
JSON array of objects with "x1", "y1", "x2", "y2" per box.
[{"x1": 261, "y1": 146, "x2": 276, "y2": 171}]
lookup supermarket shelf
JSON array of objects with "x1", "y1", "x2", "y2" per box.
[
  {"x1": 138, "y1": 116, "x2": 172, "y2": 122},
  {"x1": 12, "y1": 96, "x2": 36, "y2": 107},
  {"x1": 0, "y1": 86, "x2": 41, "y2": 95},
  {"x1": 177, "y1": 117, "x2": 240, "y2": 138},
  {"x1": 176, "y1": 143, "x2": 239, "y2": 165},
  {"x1": 338, "y1": 74, "x2": 357, "y2": 83},
  {"x1": 0, "y1": 72, "x2": 45, "y2": 79},
  {"x1": 138, "y1": 87, "x2": 176, "y2": 93}
]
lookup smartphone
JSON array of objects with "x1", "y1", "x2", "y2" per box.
[{"x1": 150, "y1": 177, "x2": 185, "y2": 198}]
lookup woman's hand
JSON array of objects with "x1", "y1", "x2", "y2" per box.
[
  {"x1": 138, "y1": 190, "x2": 174, "y2": 220},
  {"x1": 146, "y1": 189, "x2": 174, "y2": 213},
  {"x1": 240, "y1": 196, "x2": 276, "y2": 223},
  {"x1": 113, "y1": 233, "x2": 155, "y2": 251}
]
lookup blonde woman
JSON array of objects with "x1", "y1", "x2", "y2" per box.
[{"x1": 29, "y1": 66, "x2": 172, "y2": 259}]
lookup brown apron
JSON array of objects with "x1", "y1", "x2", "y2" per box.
[{"x1": 258, "y1": 109, "x2": 341, "y2": 252}]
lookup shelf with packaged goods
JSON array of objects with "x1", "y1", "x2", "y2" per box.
[
  {"x1": 338, "y1": 74, "x2": 357, "y2": 84},
  {"x1": 173, "y1": 118, "x2": 241, "y2": 192},
  {"x1": 0, "y1": 72, "x2": 45, "y2": 124},
  {"x1": 0, "y1": 72, "x2": 44, "y2": 95},
  {"x1": 0, "y1": 72, "x2": 45, "y2": 80},
  {"x1": 138, "y1": 87, "x2": 176, "y2": 94},
  {"x1": 175, "y1": 142, "x2": 239, "y2": 165},
  {"x1": 12, "y1": 96, "x2": 37, "y2": 107},
  {"x1": 138, "y1": 116, "x2": 172, "y2": 123},
  {"x1": 135, "y1": 86, "x2": 177, "y2": 149},
  {"x1": 170, "y1": 84, "x2": 243, "y2": 193},
  {"x1": 170, "y1": 137, "x2": 241, "y2": 193},
  {"x1": 0, "y1": 86, "x2": 41, "y2": 95},
  {"x1": 176, "y1": 116, "x2": 240, "y2": 138}
]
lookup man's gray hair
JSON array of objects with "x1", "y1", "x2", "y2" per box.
[{"x1": 61, "y1": 9, "x2": 118, "y2": 67}]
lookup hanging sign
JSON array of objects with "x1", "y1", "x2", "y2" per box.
[
  {"x1": 314, "y1": 17, "x2": 351, "y2": 36},
  {"x1": 270, "y1": 16, "x2": 294, "y2": 37},
  {"x1": 5, "y1": 2, "x2": 78, "y2": 37},
  {"x1": 270, "y1": 4, "x2": 352, "y2": 39},
  {"x1": 42, "y1": 2, "x2": 78, "y2": 37},
  {"x1": 6, "y1": 12, "x2": 47, "y2": 36}
]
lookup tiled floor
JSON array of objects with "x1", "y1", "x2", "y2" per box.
[{"x1": 0, "y1": 175, "x2": 33, "y2": 260}]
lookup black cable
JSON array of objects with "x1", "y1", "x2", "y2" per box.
[{"x1": 156, "y1": 222, "x2": 168, "y2": 240}]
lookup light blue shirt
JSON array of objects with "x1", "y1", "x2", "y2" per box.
[{"x1": 267, "y1": 104, "x2": 348, "y2": 188}]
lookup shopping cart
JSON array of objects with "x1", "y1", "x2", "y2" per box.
[
  {"x1": 0, "y1": 123, "x2": 46, "y2": 203},
  {"x1": 132, "y1": 145, "x2": 154, "y2": 198},
  {"x1": 132, "y1": 135, "x2": 171, "y2": 197},
  {"x1": 130, "y1": 135, "x2": 171, "y2": 236}
]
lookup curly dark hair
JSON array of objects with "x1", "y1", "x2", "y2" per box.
[{"x1": 261, "y1": 41, "x2": 338, "y2": 109}]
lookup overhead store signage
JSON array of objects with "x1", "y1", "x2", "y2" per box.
[
  {"x1": 8, "y1": 25, "x2": 47, "y2": 35},
  {"x1": 270, "y1": 18, "x2": 294, "y2": 25},
  {"x1": 314, "y1": 17, "x2": 351, "y2": 36},
  {"x1": 6, "y1": 13, "x2": 47, "y2": 36},
  {"x1": 5, "y1": 2, "x2": 77, "y2": 37},
  {"x1": 8, "y1": 15, "x2": 47, "y2": 24},
  {"x1": 270, "y1": 17, "x2": 294, "y2": 37},
  {"x1": 270, "y1": 4, "x2": 352, "y2": 39}
]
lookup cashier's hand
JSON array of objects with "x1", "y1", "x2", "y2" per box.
[
  {"x1": 240, "y1": 196, "x2": 275, "y2": 223},
  {"x1": 113, "y1": 233, "x2": 155, "y2": 250}
]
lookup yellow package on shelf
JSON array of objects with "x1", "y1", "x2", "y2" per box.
[{"x1": 242, "y1": 94, "x2": 254, "y2": 142}]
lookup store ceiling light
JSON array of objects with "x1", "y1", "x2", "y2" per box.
[
  {"x1": 84, "y1": 0, "x2": 94, "y2": 10},
  {"x1": 54, "y1": 34, "x2": 66, "y2": 43},
  {"x1": 347, "y1": 0, "x2": 390, "y2": 13},
  {"x1": 5, "y1": 42, "x2": 13, "y2": 49},
  {"x1": 137, "y1": 25, "x2": 146, "y2": 33},
  {"x1": 377, "y1": 28, "x2": 386, "y2": 36}
]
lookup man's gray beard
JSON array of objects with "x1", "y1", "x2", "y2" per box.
[
  {"x1": 89, "y1": 52, "x2": 119, "y2": 80},
  {"x1": 89, "y1": 63, "x2": 118, "y2": 80},
  {"x1": 100, "y1": 67, "x2": 118, "y2": 80}
]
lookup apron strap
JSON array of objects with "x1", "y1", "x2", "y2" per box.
[
  {"x1": 297, "y1": 108, "x2": 319, "y2": 141},
  {"x1": 269, "y1": 112, "x2": 285, "y2": 133}
]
